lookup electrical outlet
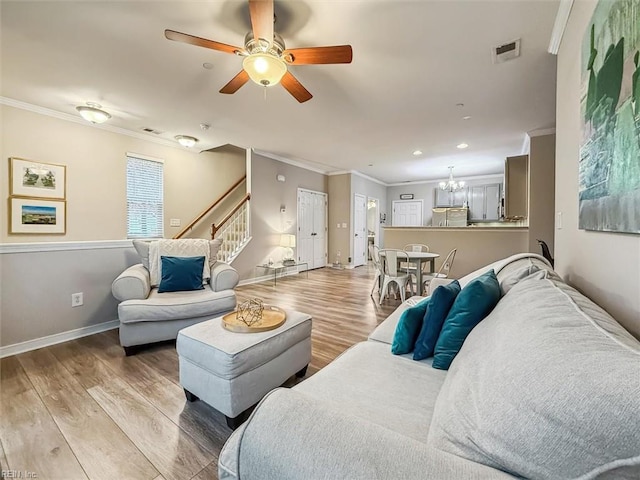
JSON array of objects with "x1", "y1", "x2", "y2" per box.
[{"x1": 71, "y1": 292, "x2": 83, "y2": 307}]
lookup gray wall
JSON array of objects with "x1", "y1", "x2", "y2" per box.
[
  {"x1": 386, "y1": 175, "x2": 504, "y2": 227},
  {"x1": 1, "y1": 244, "x2": 137, "y2": 347},
  {"x1": 328, "y1": 174, "x2": 351, "y2": 266},
  {"x1": 556, "y1": 1, "x2": 640, "y2": 338},
  {"x1": 231, "y1": 152, "x2": 328, "y2": 280}
]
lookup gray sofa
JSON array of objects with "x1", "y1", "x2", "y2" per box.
[
  {"x1": 218, "y1": 254, "x2": 640, "y2": 479},
  {"x1": 111, "y1": 239, "x2": 239, "y2": 355}
]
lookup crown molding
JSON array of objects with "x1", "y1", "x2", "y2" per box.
[
  {"x1": 252, "y1": 149, "x2": 331, "y2": 175},
  {"x1": 528, "y1": 127, "x2": 557, "y2": 138},
  {"x1": 328, "y1": 170, "x2": 388, "y2": 186},
  {"x1": 548, "y1": 0, "x2": 574, "y2": 54},
  {"x1": 1, "y1": 97, "x2": 190, "y2": 150}
]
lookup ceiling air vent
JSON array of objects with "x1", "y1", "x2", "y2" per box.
[
  {"x1": 492, "y1": 39, "x2": 521, "y2": 64},
  {"x1": 141, "y1": 127, "x2": 164, "y2": 135}
]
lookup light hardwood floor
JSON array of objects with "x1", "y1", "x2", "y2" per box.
[{"x1": 0, "y1": 265, "x2": 404, "y2": 480}]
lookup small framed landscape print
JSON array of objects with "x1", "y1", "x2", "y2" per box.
[
  {"x1": 9, "y1": 197, "x2": 66, "y2": 234},
  {"x1": 10, "y1": 157, "x2": 66, "y2": 199}
]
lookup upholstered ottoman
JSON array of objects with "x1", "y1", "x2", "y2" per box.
[{"x1": 177, "y1": 309, "x2": 312, "y2": 429}]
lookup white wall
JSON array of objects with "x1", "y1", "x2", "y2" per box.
[{"x1": 555, "y1": 0, "x2": 640, "y2": 338}]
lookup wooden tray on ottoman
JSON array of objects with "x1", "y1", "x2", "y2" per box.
[{"x1": 222, "y1": 305, "x2": 286, "y2": 333}]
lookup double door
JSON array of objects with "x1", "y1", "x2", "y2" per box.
[{"x1": 297, "y1": 189, "x2": 327, "y2": 270}]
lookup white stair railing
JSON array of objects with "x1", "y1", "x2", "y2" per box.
[{"x1": 213, "y1": 195, "x2": 250, "y2": 264}]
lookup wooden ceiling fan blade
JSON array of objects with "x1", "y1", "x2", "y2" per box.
[
  {"x1": 281, "y1": 71, "x2": 312, "y2": 103},
  {"x1": 165, "y1": 29, "x2": 241, "y2": 55},
  {"x1": 283, "y1": 45, "x2": 353, "y2": 65},
  {"x1": 249, "y1": 0, "x2": 274, "y2": 45},
  {"x1": 220, "y1": 70, "x2": 250, "y2": 94}
]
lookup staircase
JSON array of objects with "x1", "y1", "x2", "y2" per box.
[
  {"x1": 174, "y1": 176, "x2": 251, "y2": 265},
  {"x1": 213, "y1": 198, "x2": 250, "y2": 264}
]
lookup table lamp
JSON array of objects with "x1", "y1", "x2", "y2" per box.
[{"x1": 280, "y1": 234, "x2": 296, "y2": 266}]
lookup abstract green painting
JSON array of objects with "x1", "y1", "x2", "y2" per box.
[{"x1": 580, "y1": 0, "x2": 640, "y2": 233}]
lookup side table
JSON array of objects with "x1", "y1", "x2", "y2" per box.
[{"x1": 257, "y1": 262, "x2": 309, "y2": 286}]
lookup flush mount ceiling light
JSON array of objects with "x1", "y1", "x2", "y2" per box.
[
  {"x1": 412, "y1": 150, "x2": 423, "y2": 156},
  {"x1": 175, "y1": 135, "x2": 198, "y2": 148},
  {"x1": 457, "y1": 143, "x2": 469, "y2": 149},
  {"x1": 440, "y1": 166, "x2": 465, "y2": 192},
  {"x1": 76, "y1": 102, "x2": 111, "y2": 124}
]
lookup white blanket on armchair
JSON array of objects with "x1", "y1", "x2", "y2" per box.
[{"x1": 149, "y1": 239, "x2": 211, "y2": 286}]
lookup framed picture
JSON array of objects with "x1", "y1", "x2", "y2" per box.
[
  {"x1": 399, "y1": 194, "x2": 414, "y2": 200},
  {"x1": 9, "y1": 197, "x2": 66, "y2": 234},
  {"x1": 10, "y1": 157, "x2": 66, "y2": 199}
]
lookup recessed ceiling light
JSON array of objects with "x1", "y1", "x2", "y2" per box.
[
  {"x1": 412, "y1": 150, "x2": 422, "y2": 156},
  {"x1": 457, "y1": 143, "x2": 469, "y2": 149},
  {"x1": 203, "y1": 62, "x2": 214, "y2": 70},
  {"x1": 456, "y1": 103, "x2": 465, "y2": 108},
  {"x1": 368, "y1": 163, "x2": 373, "y2": 167},
  {"x1": 462, "y1": 116, "x2": 472, "y2": 120}
]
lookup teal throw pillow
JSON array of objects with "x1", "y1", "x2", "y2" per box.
[
  {"x1": 158, "y1": 256, "x2": 206, "y2": 293},
  {"x1": 432, "y1": 270, "x2": 501, "y2": 370},
  {"x1": 413, "y1": 280, "x2": 461, "y2": 360},
  {"x1": 391, "y1": 297, "x2": 430, "y2": 355}
]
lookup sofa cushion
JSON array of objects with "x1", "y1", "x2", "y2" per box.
[
  {"x1": 433, "y1": 270, "x2": 500, "y2": 370},
  {"x1": 368, "y1": 297, "x2": 427, "y2": 345},
  {"x1": 158, "y1": 256, "x2": 206, "y2": 293},
  {"x1": 428, "y1": 275, "x2": 640, "y2": 479},
  {"x1": 118, "y1": 287, "x2": 236, "y2": 323},
  {"x1": 413, "y1": 281, "x2": 460, "y2": 361},
  {"x1": 294, "y1": 341, "x2": 447, "y2": 443},
  {"x1": 391, "y1": 297, "x2": 430, "y2": 355},
  {"x1": 499, "y1": 263, "x2": 541, "y2": 295}
]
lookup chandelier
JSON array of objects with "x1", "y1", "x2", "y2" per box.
[{"x1": 439, "y1": 166, "x2": 465, "y2": 192}]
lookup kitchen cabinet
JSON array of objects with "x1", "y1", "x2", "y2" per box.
[
  {"x1": 435, "y1": 188, "x2": 467, "y2": 207},
  {"x1": 469, "y1": 184, "x2": 501, "y2": 221},
  {"x1": 505, "y1": 155, "x2": 528, "y2": 219}
]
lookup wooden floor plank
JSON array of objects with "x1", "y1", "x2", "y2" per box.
[
  {"x1": 88, "y1": 377, "x2": 214, "y2": 480},
  {"x1": 18, "y1": 350, "x2": 159, "y2": 480},
  {"x1": 190, "y1": 460, "x2": 218, "y2": 480},
  {"x1": 75, "y1": 333, "x2": 228, "y2": 455},
  {"x1": 0, "y1": 357, "x2": 88, "y2": 480}
]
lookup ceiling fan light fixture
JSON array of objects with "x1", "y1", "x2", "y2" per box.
[
  {"x1": 175, "y1": 135, "x2": 198, "y2": 148},
  {"x1": 76, "y1": 103, "x2": 111, "y2": 124},
  {"x1": 242, "y1": 53, "x2": 287, "y2": 87}
]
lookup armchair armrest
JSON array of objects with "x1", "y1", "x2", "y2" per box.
[
  {"x1": 111, "y1": 264, "x2": 151, "y2": 301},
  {"x1": 209, "y1": 262, "x2": 239, "y2": 291},
  {"x1": 230, "y1": 388, "x2": 512, "y2": 479}
]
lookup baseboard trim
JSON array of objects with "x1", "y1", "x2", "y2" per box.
[
  {"x1": 0, "y1": 320, "x2": 119, "y2": 358},
  {"x1": 238, "y1": 269, "x2": 302, "y2": 287}
]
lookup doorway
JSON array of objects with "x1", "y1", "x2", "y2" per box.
[{"x1": 353, "y1": 194, "x2": 367, "y2": 267}]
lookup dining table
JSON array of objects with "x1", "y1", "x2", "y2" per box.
[{"x1": 379, "y1": 250, "x2": 440, "y2": 296}]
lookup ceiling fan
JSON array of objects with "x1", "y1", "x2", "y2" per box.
[{"x1": 165, "y1": 0, "x2": 352, "y2": 103}]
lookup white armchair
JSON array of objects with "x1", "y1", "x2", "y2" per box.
[{"x1": 111, "y1": 239, "x2": 239, "y2": 355}]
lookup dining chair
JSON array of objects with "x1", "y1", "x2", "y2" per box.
[
  {"x1": 421, "y1": 248, "x2": 457, "y2": 295},
  {"x1": 404, "y1": 243, "x2": 430, "y2": 293},
  {"x1": 378, "y1": 249, "x2": 413, "y2": 305},
  {"x1": 369, "y1": 244, "x2": 383, "y2": 297}
]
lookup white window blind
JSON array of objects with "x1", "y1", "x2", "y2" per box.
[{"x1": 126, "y1": 155, "x2": 164, "y2": 238}]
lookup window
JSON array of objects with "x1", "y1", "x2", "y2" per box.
[{"x1": 126, "y1": 154, "x2": 164, "y2": 238}]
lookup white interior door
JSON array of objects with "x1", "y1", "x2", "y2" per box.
[
  {"x1": 312, "y1": 192, "x2": 327, "y2": 269},
  {"x1": 353, "y1": 194, "x2": 367, "y2": 267},
  {"x1": 298, "y1": 189, "x2": 327, "y2": 270},
  {"x1": 366, "y1": 197, "x2": 379, "y2": 259},
  {"x1": 392, "y1": 200, "x2": 423, "y2": 226},
  {"x1": 298, "y1": 190, "x2": 314, "y2": 270}
]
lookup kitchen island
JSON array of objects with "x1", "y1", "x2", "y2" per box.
[{"x1": 383, "y1": 226, "x2": 531, "y2": 278}]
